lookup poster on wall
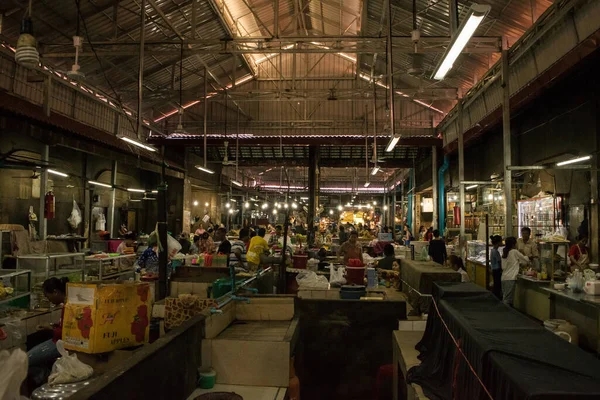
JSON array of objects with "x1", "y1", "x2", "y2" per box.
[{"x1": 422, "y1": 198, "x2": 434, "y2": 213}]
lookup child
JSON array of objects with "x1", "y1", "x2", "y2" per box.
[
  {"x1": 490, "y1": 235, "x2": 503, "y2": 300},
  {"x1": 28, "y1": 277, "x2": 69, "y2": 387},
  {"x1": 501, "y1": 237, "x2": 529, "y2": 306},
  {"x1": 448, "y1": 255, "x2": 469, "y2": 282}
]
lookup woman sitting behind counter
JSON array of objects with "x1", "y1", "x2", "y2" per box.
[
  {"x1": 569, "y1": 236, "x2": 589, "y2": 271},
  {"x1": 338, "y1": 231, "x2": 363, "y2": 265}
]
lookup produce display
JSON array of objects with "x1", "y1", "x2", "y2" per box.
[{"x1": 0, "y1": 283, "x2": 15, "y2": 299}]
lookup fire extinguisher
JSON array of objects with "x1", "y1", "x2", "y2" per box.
[
  {"x1": 453, "y1": 205, "x2": 461, "y2": 226},
  {"x1": 45, "y1": 191, "x2": 55, "y2": 220}
]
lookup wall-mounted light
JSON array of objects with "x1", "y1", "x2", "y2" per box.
[
  {"x1": 88, "y1": 180, "x2": 111, "y2": 188},
  {"x1": 48, "y1": 169, "x2": 68, "y2": 177}
]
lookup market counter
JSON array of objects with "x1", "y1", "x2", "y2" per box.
[
  {"x1": 514, "y1": 276, "x2": 551, "y2": 321},
  {"x1": 542, "y1": 287, "x2": 600, "y2": 353}
]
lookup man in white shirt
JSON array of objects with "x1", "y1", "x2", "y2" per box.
[{"x1": 517, "y1": 227, "x2": 538, "y2": 266}]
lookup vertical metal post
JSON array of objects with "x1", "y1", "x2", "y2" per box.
[
  {"x1": 432, "y1": 146, "x2": 438, "y2": 229},
  {"x1": 591, "y1": 153, "x2": 599, "y2": 262},
  {"x1": 137, "y1": 0, "x2": 146, "y2": 139},
  {"x1": 308, "y1": 145, "x2": 319, "y2": 247},
  {"x1": 107, "y1": 161, "x2": 118, "y2": 237},
  {"x1": 157, "y1": 148, "x2": 168, "y2": 300},
  {"x1": 386, "y1": 0, "x2": 396, "y2": 140},
  {"x1": 502, "y1": 45, "x2": 513, "y2": 237},
  {"x1": 458, "y1": 100, "x2": 465, "y2": 237},
  {"x1": 39, "y1": 145, "x2": 49, "y2": 240},
  {"x1": 203, "y1": 68, "x2": 208, "y2": 168},
  {"x1": 191, "y1": 0, "x2": 197, "y2": 39},
  {"x1": 449, "y1": 0, "x2": 458, "y2": 36},
  {"x1": 274, "y1": 0, "x2": 279, "y2": 38},
  {"x1": 43, "y1": 75, "x2": 52, "y2": 117},
  {"x1": 391, "y1": 190, "x2": 396, "y2": 240}
]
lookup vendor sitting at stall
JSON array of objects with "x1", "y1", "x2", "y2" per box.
[
  {"x1": 517, "y1": 227, "x2": 539, "y2": 267},
  {"x1": 569, "y1": 236, "x2": 589, "y2": 271},
  {"x1": 116, "y1": 232, "x2": 137, "y2": 269},
  {"x1": 230, "y1": 228, "x2": 250, "y2": 270},
  {"x1": 247, "y1": 228, "x2": 281, "y2": 271},
  {"x1": 339, "y1": 231, "x2": 363, "y2": 265},
  {"x1": 190, "y1": 231, "x2": 215, "y2": 254},
  {"x1": 378, "y1": 243, "x2": 397, "y2": 270},
  {"x1": 268, "y1": 225, "x2": 283, "y2": 246},
  {"x1": 28, "y1": 277, "x2": 69, "y2": 388}
]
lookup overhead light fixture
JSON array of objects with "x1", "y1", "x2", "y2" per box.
[
  {"x1": 329, "y1": 210, "x2": 334, "y2": 215},
  {"x1": 364, "y1": 182, "x2": 371, "y2": 188},
  {"x1": 195, "y1": 165, "x2": 215, "y2": 174},
  {"x1": 117, "y1": 134, "x2": 157, "y2": 152},
  {"x1": 205, "y1": 202, "x2": 210, "y2": 207},
  {"x1": 193, "y1": 200, "x2": 198, "y2": 206},
  {"x1": 556, "y1": 155, "x2": 591, "y2": 166},
  {"x1": 488, "y1": 194, "x2": 494, "y2": 200},
  {"x1": 432, "y1": 3, "x2": 491, "y2": 80},
  {"x1": 371, "y1": 166, "x2": 380, "y2": 175},
  {"x1": 284, "y1": 203, "x2": 289, "y2": 209},
  {"x1": 300, "y1": 197, "x2": 309, "y2": 200},
  {"x1": 337, "y1": 205, "x2": 343, "y2": 211},
  {"x1": 151, "y1": 190, "x2": 158, "y2": 194},
  {"x1": 127, "y1": 188, "x2": 146, "y2": 193},
  {"x1": 48, "y1": 169, "x2": 68, "y2": 177},
  {"x1": 229, "y1": 209, "x2": 234, "y2": 214},
  {"x1": 225, "y1": 202, "x2": 231, "y2": 208},
  {"x1": 466, "y1": 185, "x2": 478, "y2": 190},
  {"x1": 385, "y1": 135, "x2": 400, "y2": 153},
  {"x1": 292, "y1": 202, "x2": 298, "y2": 209},
  {"x1": 88, "y1": 180, "x2": 111, "y2": 188},
  {"x1": 262, "y1": 203, "x2": 268, "y2": 209},
  {"x1": 383, "y1": 205, "x2": 388, "y2": 211},
  {"x1": 244, "y1": 202, "x2": 250, "y2": 208},
  {"x1": 15, "y1": 17, "x2": 39, "y2": 68},
  {"x1": 129, "y1": 198, "x2": 142, "y2": 203},
  {"x1": 272, "y1": 209, "x2": 278, "y2": 215},
  {"x1": 358, "y1": 204, "x2": 363, "y2": 209},
  {"x1": 232, "y1": 180, "x2": 243, "y2": 187}
]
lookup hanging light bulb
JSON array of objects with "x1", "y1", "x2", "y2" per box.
[
  {"x1": 205, "y1": 202, "x2": 209, "y2": 207},
  {"x1": 272, "y1": 209, "x2": 278, "y2": 215},
  {"x1": 229, "y1": 209, "x2": 234, "y2": 214},
  {"x1": 244, "y1": 202, "x2": 250, "y2": 208},
  {"x1": 337, "y1": 205, "x2": 343, "y2": 211},
  {"x1": 383, "y1": 205, "x2": 388, "y2": 211},
  {"x1": 193, "y1": 200, "x2": 198, "y2": 206},
  {"x1": 284, "y1": 203, "x2": 289, "y2": 209},
  {"x1": 15, "y1": 17, "x2": 39, "y2": 68},
  {"x1": 225, "y1": 202, "x2": 231, "y2": 209},
  {"x1": 373, "y1": 201, "x2": 377, "y2": 205},
  {"x1": 329, "y1": 210, "x2": 334, "y2": 215},
  {"x1": 262, "y1": 203, "x2": 268, "y2": 209},
  {"x1": 292, "y1": 202, "x2": 298, "y2": 209}
]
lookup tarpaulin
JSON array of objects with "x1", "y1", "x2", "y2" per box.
[{"x1": 408, "y1": 282, "x2": 600, "y2": 400}]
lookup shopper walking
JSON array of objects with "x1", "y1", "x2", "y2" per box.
[
  {"x1": 490, "y1": 235, "x2": 503, "y2": 300},
  {"x1": 501, "y1": 237, "x2": 529, "y2": 306}
]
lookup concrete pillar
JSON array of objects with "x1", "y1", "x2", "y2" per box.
[
  {"x1": 308, "y1": 145, "x2": 319, "y2": 246},
  {"x1": 502, "y1": 46, "x2": 513, "y2": 237},
  {"x1": 107, "y1": 161, "x2": 117, "y2": 238},
  {"x1": 39, "y1": 145, "x2": 49, "y2": 240}
]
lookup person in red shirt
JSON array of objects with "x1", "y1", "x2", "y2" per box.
[
  {"x1": 569, "y1": 236, "x2": 589, "y2": 271},
  {"x1": 27, "y1": 277, "x2": 68, "y2": 388}
]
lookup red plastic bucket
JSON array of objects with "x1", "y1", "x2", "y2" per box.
[
  {"x1": 293, "y1": 255, "x2": 308, "y2": 269},
  {"x1": 345, "y1": 266, "x2": 366, "y2": 285}
]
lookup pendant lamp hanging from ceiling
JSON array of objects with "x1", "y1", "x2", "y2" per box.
[
  {"x1": 15, "y1": 0, "x2": 40, "y2": 68},
  {"x1": 172, "y1": 42, "x2": 189, "y2": 136}
]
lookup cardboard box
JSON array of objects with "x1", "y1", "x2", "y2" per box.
[{"x1": 62, "y1": 282, "x2": 151, "y2": 354}]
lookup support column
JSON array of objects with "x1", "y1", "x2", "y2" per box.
[
  {"x1": 137, "y1": 0, "x2": 146, "y2": 139},
  {"x1": 391, "y1": 190, "x2": 397, "y2": 240},
  {"x1": 449, "y1": 0, "x2": 459, "y2": 35},
  {"x1": 458, "y1": 100, "x2": 465, "y2": 237},
  {"x1": 308, "y1": 145, "x2": 319, "y2": 247},
  {"x1": 432, "y1": 146, "x2": 438, "y2": 229},
  {"x1": 590, "y1": 96, "x2": 600, "y2": 262},
  {"x1": 183, "y1": 149, "x2": 192, "y2": 234},
  {"x1": 107, "y1": 160, "x2": 117, "y2": 237},
  {"x1": 502, "y1": 44, "x2": 513, "y2": 237},
  {"x1": 39, "y1": 145, "x2": 49, "y2": 240},
  {"x1": 157, "y1": 149, "x2": 169, "y2": 300}
]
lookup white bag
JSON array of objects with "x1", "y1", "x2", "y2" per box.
[
  {"x1": 67, "y1": 200, "x2": 82, "y2": 229},
  {"x1": 329, "y1": 265, "x2": 346, "y2": 287},
  {"x1": 48, "y1": 340, "x2": 93, "y2": 385},
  {"x1": 296, "y1": 270, "x2": 329, "y2": 289},
  {"x1": 0, "y1": 348, "x2": 27, "y2": 400}
]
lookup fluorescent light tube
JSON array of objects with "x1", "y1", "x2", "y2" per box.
[
  {"x1": 465, "y1": 185, "x2": 478, "y2": 190},
  {"x1": 88, "y1": 180, "x2": 112, "y2": 188},
  {"x1": 195, "y1": 165, "x2": 215, "y2": 174},
  {"x1": 371, "y1": 166, "x2": 380, "y2": 175},
  {"x1": 48, "y1": 169, "x2": 68, "y2": 177},
  {"x1": 432, "y1": 4, "x2": 491, "y2": 80},
  {"x1": 117, "y1": 134, "x2": 157, "y2": 152},
  {"x1": 385, "y1": 136, "x2": 400, "y2": 152},
  {"x1": 127, "y1": 188, "x2": 146, "y2": 193},
  {"x1": 556, "y1": 155, "x2": 591, "y2": 166},
  {"x1": 151, "y1": 190, "x2": 158, "y2": 194},
  {"x1": 232, "y1": 180, "x2": 243, "y2": 187},
  {"x1": 364, "y1": 182, "x2": 371, "y2": 188}
]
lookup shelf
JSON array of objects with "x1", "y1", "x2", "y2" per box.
[{"x1": 32, "y1": 269, "x2": 83, "y2": 278}]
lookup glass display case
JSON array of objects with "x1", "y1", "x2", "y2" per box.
[
  {"x1": 16, "y1": 253, "x2": 85, "y2": 285},
  {"x1": 84, "y1": 254, "x2": 137, "y2": 280},
  {"x1": 538, "y1": 241, "x2": 569, "y2": 282},
  {"x1": 466, "y1": 241, "x2": 487, "y2": 265},
  {"x1": 0, "y1": 269, "x2": 31, "y2": 308},
  {"x1": 518, "y1": 196, "x2": 562, "y2": 239}
]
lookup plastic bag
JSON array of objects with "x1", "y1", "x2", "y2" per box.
[
  {"x1": 296, "y1": 270, "x2": 329, "y2": 289},
  {"x1": 0, "y1": 348, "x2": 28, "y2": 400},
  {"x1": 329, "y1": 265, "x2": 346, "y2": 287},
  {"x1": 48, "y1": 340, "x2": 93, "y2": 385},
  {"x1": 67, "y1": 200, "x2": 82, "y2": 229}
]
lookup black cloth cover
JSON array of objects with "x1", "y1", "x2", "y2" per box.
[{"x1": 408, "y1": 282, "x2": 600, "y2": 400}]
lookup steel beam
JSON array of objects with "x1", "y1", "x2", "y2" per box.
[
  {"x1": 220, "y1": 158, "x2": 416, "y2": 168},
  {"x1": 137, "y1": 0, "x2": 146, "y2": 139},
  {"x1": 150, "y1": 136, "x2": 442, "y2": 147},
  {"x1": 502, "y1": 46, "x2": 512, "y2": 237},
  {"x1": 458, "y1": 100, "x2": 465, "y2": 237},
  {"x1": 107, "y1": 160, "x2": 118, "y2": 237}
]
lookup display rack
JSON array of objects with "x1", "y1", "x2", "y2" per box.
[
  {"x1": 0, "y1": 269, "x2": 31, "y2": 307},
  {"x1": 518, "y1": 196, "x2": 562, "y2": 239},
  {"x1": 538, "y1": 241, "x2": 569, "y2": 284},
  {"x1": 84, "y1": 254, "x2": 137, "y2": 280},
  {"x1": 465, "y1": 215, "x2": 504, "y2": 289}
]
